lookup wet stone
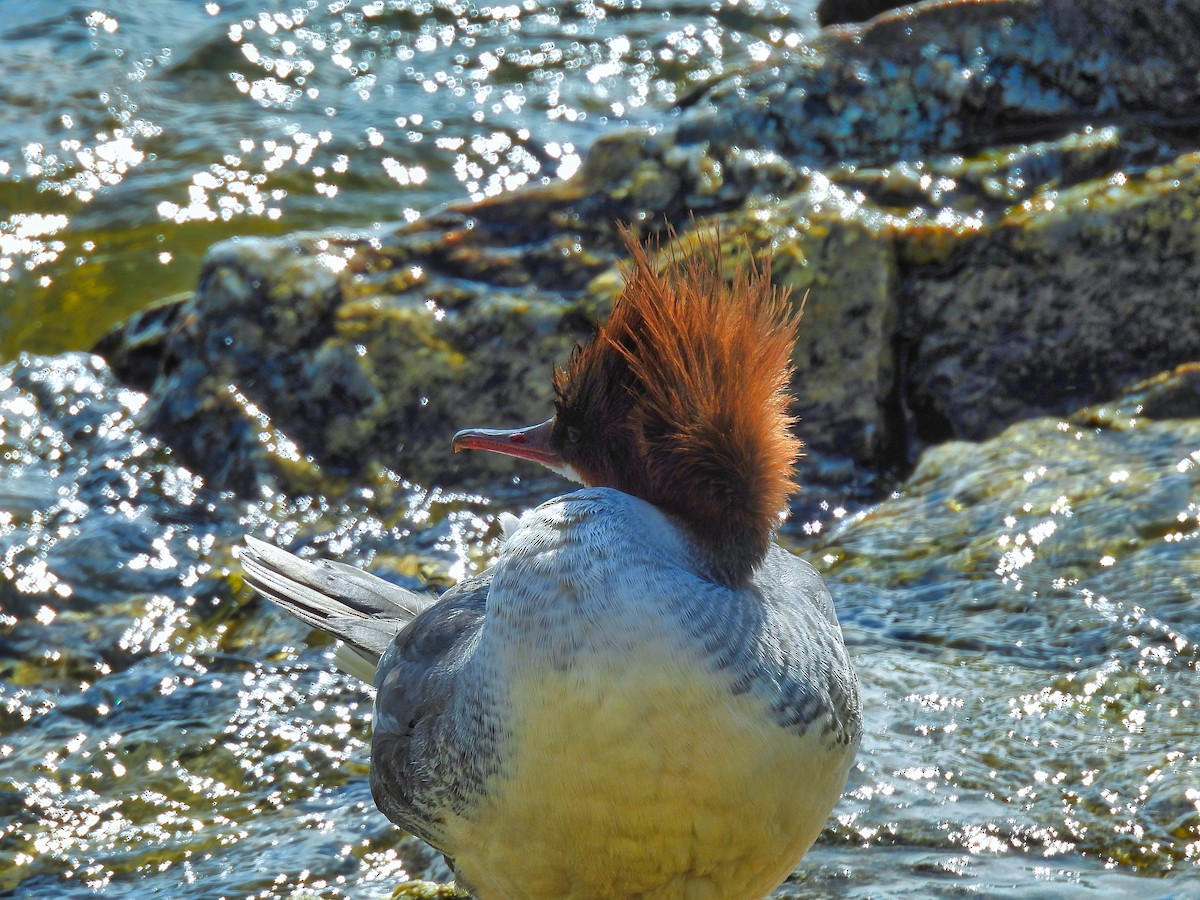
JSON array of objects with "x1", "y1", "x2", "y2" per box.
[{"x1": 94, "y1": 0, "x2": 1200, "y2": 497}]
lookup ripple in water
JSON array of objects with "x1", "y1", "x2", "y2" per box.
[{"x1": 0, "y1": 0, "x2": 812, "y2": 359}]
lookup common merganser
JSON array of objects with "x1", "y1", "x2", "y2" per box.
[{"x1": 241, "y1": 229, "x2": 862, "y2": 899}]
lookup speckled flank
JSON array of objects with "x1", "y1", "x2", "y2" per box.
[{"x1": 369, "y1": 576, "x2": 503, "y2": 849}]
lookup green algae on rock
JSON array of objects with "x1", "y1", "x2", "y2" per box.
[
  {"x1": 1074, "y1": 362, "x2": 1200, "y2": 429},
  {"x1": 389, "y1": 881, "x2": 471, "y2": 899},
  {"x1": 806, "y1": 399, "x2": 1200, "y2": 886},
  {"x1": 97, "y1": 0, "x2": 1200, "y2": 501}
]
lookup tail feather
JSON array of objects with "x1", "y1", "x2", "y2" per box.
[
  {"x1": 240, "y1": 535, "x2": 435, "y2": 681},
  {"x1": 333, "y1": 645, "x2": 382, "y2": 685}
]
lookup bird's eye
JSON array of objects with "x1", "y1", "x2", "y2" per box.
[{"x1": 566, "y1": 425, "x2": 582, "y2": 444}]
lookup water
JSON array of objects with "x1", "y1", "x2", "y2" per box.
[
  {"x1": 3, "y1": 2, "x2": 1200, "y2": 898},
  {"x1": 0, "y1": 0, "x2": 813, "y2": 360},
  {"x1": 3, "y1": 351, "x2": 1197, "y2": 898}
]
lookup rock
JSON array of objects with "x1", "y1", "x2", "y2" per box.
[
  {"x1": 816, "y1": 0, "x2": 903, "y2": 27},
  {"x1": 96, "y1": 0, "x2": 1200, "y2": 497},
  {"x1": 809, "y1": 392, "x2": 1200, "y2": 879},
  {"x1": 683, "y1": 0, "x2": 1200, "y2": 179},
  {"x1": 111, "y1": 227, "x2": 620, "y2": 493},
  {"x1": 1073, "y1": 362, "x2": 1200, "y2": 428},
  {"x1": 897, "y1": 153, "x2": 1200, "y2": 452}
]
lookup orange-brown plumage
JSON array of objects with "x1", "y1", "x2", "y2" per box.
[{"x1": 550, "y1": 227, "x2": 803, "y2": 585}]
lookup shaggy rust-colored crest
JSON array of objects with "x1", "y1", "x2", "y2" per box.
[{"x1": 552, "y1": 227, "x2": 803, "y2": 586}]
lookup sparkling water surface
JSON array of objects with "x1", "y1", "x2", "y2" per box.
[
  {"x1": 2, "y1": 2, "x2": 1199, "y2": 898},
  {"x1": 0, "y1": 0, "x2": 808, "y2": 360}
]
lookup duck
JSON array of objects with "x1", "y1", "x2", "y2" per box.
[{"x1": 241, "y1": 227, "x2": 862, "y2": 899}]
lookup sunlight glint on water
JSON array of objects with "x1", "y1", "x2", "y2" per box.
[{"x1": 0, "y1": 0, "x2": 812, "y2": 359}]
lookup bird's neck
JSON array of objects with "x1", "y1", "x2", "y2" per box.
[{"x1": 666, "y1": 501, "x2": 771, "y2": 588}]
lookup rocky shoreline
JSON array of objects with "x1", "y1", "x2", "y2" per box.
[
  {"x1": 95, "y1": 0, "x2": 1200, "y2": 502},
  {"x1": 4, "y1": 0, "x2": 1200, "y2": 894}
]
